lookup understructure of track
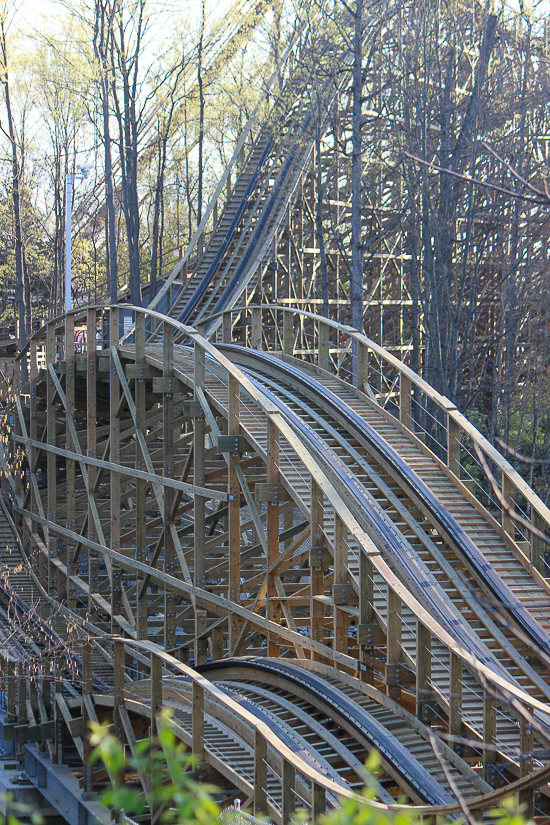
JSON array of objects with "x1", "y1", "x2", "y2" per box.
[
  {"x1": 3, "y1": 302, "x2": 550, "y2": 824},
  {"x1": 2, "y1": 23, "x2": 550, "y2": 823}
]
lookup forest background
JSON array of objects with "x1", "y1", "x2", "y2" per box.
[{"x1": 2, "y1": 0, "x2": 550, "y2": 501}]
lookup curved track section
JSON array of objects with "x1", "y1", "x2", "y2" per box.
[{"x1": 4, "y1": 304, "x2": 550, "y2": 822}]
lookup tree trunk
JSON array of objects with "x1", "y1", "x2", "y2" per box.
[{"x1": 0, "y1": 19, "x2": 26, "y2": 355}]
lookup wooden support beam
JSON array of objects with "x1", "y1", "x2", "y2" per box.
[
  {"x1": 228, "y1": 375, "x2": 241, "y2": 650},
  {"x1": 447, "y1": 415, "x2": 460, "y2": 478},
  {"x1": 416, "y1": 621, "x2": 433, "y2": 724},
  {"x1": 87, "y1": 309, "x2": 98, "y2": 617},
  {"x1": 135, "y1": 313, "x2": 148, "y2": 645},
  {"x1": 65, "y1": 315, "x2": 77, "y2": 608},
  {"x1": 283, "y1": 311, "x2": 293, "y2": 356},
  {"x1": 483, "y1": 691, "x2": 497, "y2": 786},
  {"x1": 82, "y1": 640, "x2": 93, "y2": 793},
  {"x1": 150, "y1": 652, "x2": 162, "y2": 737},
  {"x1": 400, "y1": 373, "x2": 412, "y2": 430},
  {"x1": 267, "y1": 419, "x2": 280, "y2": 657},
  {"x1": 192, "y1": 681, "x2": 204, "y2": 761},
  {"x1": 519, "y1": 712, "x2": 534, "y2": 818},
  {"x1": 46, "y1": 323, "x2": 56, "y2": 595},
  {"x1": 449, "y1": 652, "x2": 463, "y2": 754},
  {"x1": 310, "y1": 478, "x2": 325, "y2": 660},
  {"x1": 163, "y1": 322, "x2": 177, "y2": 650},
  {"x1": 386, "y1": 587, "x2": 402, "y2": 701},
  {"x1": 502, "y1": 471, "x2": 515, "y2": 538},
  {"x1": 318, "y1": 320, "x2": 329, "y2": 372},
  {"x1": 194, "y1": 344, "x2": 208, "y2": 665},
  {"x1": 311, "y1": 782, "x2": 326, "y2": 820},
  {"x1": 281, "y1": 758, "x2": 295, "y2": 825},
  {"x1": 254, "y1": 729, "x2": 268, "y2": 816},
  {"x1": 110, "y1": 309, "x2": 123, "y2": 634}
]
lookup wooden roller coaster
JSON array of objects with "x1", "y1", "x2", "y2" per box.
[{"x1": 2, "y1": 21, "x2": 550, "y2": 825}]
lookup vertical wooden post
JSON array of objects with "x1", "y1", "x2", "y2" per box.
[
  {"x1": 281, "y1": 759, "x2": 295, "y2": 825},
  {"x1": 283, "y1": 312, "x2": 293, "y2": 356},
  {"x1": 483, "y1": 691, "x2": 497, "y2": 786},
  {"x1": 358, "y1": 549, "x2": 375, "y2": 683},
  {"x1": 113, "y1": 641, "x2": 125, "y2": 754},
  {"x1": 54, "y1": 660, "x2": 64, "y2": 765},
  {"x1": 82, "y1": 640, "x2": 93, "y2": 793},
  {"x1": 267, "y1": 419, "x2": 280, "y2": 657},
  {"x1": 333, "y1": 516, "x2": 348, "y2": 657},
  {"x1": 318, "y1": 321, "x2": 329, "y2": 372},
  {"x1": 311, "y1": 782, "x2": 326, "y2": 820},
  {"x1": 192, "y1": 681, "x2": 205, "y2": 761},
  {"x1": 211, "y1": 625, "x2": 224, "y2": 660},
  {"x1": 194, "y1": 343, "x2": 208, "y2": 665},
  {"x1": 228, "y1": 375, "x2": 242, "y2": 650},
  {"x1": 6, "y1": 661, "x2": 15, "y2": 722},
  {"x1": 502, "y1": 471, "x2": 515, "y2": 538},
  {"x1": 254, "y1": 729, "x2": 268, "y2": 816},
  {"x1": 135, "y1": 313, "x2": 148, "y2": 645},
  {"x1": 356, "y1": 341, "x2": 368, "y2": 395},
  {"x1": 110, "y1": 308, "x2": 122, "y2": 633},
  {"x1": 449, "y1": 652, "x2": 463, "y2": 754},
  {"x1": 150, "y1": 652, "x2": 162, "y2": 737},
  {"x1": 222, "y1": 312, "x2": 232, "y2": 344},
  {"x1": 46, "y1": 323, "x2": 56, "y2": 592},
  {"x1": 87, "y1": 309, "x2": 98, "y2": 618},
  {"x1": 17, "y1": 663, "x2": 26, "y2": 728},
  {"x1": 163, "y1": 322, "x2": 176, "y2": 650},
  {"x1": 252, "y1": 307, "x2": 262, "y2": 350},
  {"x1": 447, "y1": 415, "x2": 461, "y2": 478},
  {"x1": 386, "y1": 587, "x2": 402, "y2": 701},
  {"x1": 519, "y1": 712, "x2": 534, "y2": 818},
  {"x1": 416, "y1": 621, "x2": 432, "y2": 724},
  {"x1": 531, "y1": 510, "x2": 546, "y2": 575},
  {"x1": 400, "y1": 373, "x2": 412, "y2": 429},
  {"x1": 29, "y1": 339, "x2": 38, "y2": 572},
  {"x1": 65, "y1": 314, "x2": 76, "y2": 609},
  {"x1": 310, "y1": 478, "x2": 325, "y2": 659}
]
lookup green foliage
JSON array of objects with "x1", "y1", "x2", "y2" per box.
[
  {"x1": 89, "y1": 718, "x2": 533, "y2": 825},
  {"x1": 90, "y1": 710, "x2": 220, "y2": 824}
]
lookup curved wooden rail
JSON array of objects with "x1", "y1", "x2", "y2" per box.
[
  {"x1": 4, "y1": 303, "x2": 550, "y2": 820},
  {"x1": 207, "y1": 304, "x2": 550, "y2": 579}
]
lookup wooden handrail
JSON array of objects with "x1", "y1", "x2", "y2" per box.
[{"x1": 211, "y1": 304, "x2": 550, "y2": 562}]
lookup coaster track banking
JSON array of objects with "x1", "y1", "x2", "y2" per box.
[{"x1": 2, "y1": 303, "x2": 550, "y2": 823}]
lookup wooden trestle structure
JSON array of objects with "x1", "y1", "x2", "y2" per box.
[
  {"x1": 3, "y1": 18, "x2": 550, "y2": 824},
  {"x1": 2, "y1": 304, "x2": 550, "y2": 823}
]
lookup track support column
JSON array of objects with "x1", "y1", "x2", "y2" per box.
[
  {"x1": 266, "y1": 419, "x2": 280, "y2": 657},
  {"x1": 194, "y1": 343, "x2": 208, "y2": 665},
  {"x1": 228, "y1": 375, "x2": 241, "y2": 653}
]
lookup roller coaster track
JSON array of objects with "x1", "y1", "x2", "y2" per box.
[
  {"x1": 2, "y1": 301, "x2": 550, "y2": 824},
  {"x1": 3, "y1": 19, "x2": 550, "y2": 821}
]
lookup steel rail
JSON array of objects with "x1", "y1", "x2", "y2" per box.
[
  {"x1": 200, "y1": 657, "x2": 454, "y2": 805},
  {"x1": 11, "y1": 304, "x2": 550, "y2": 719},
  {"x1": 217, "y1": 342, "x2": 550, "y2": 670}
]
